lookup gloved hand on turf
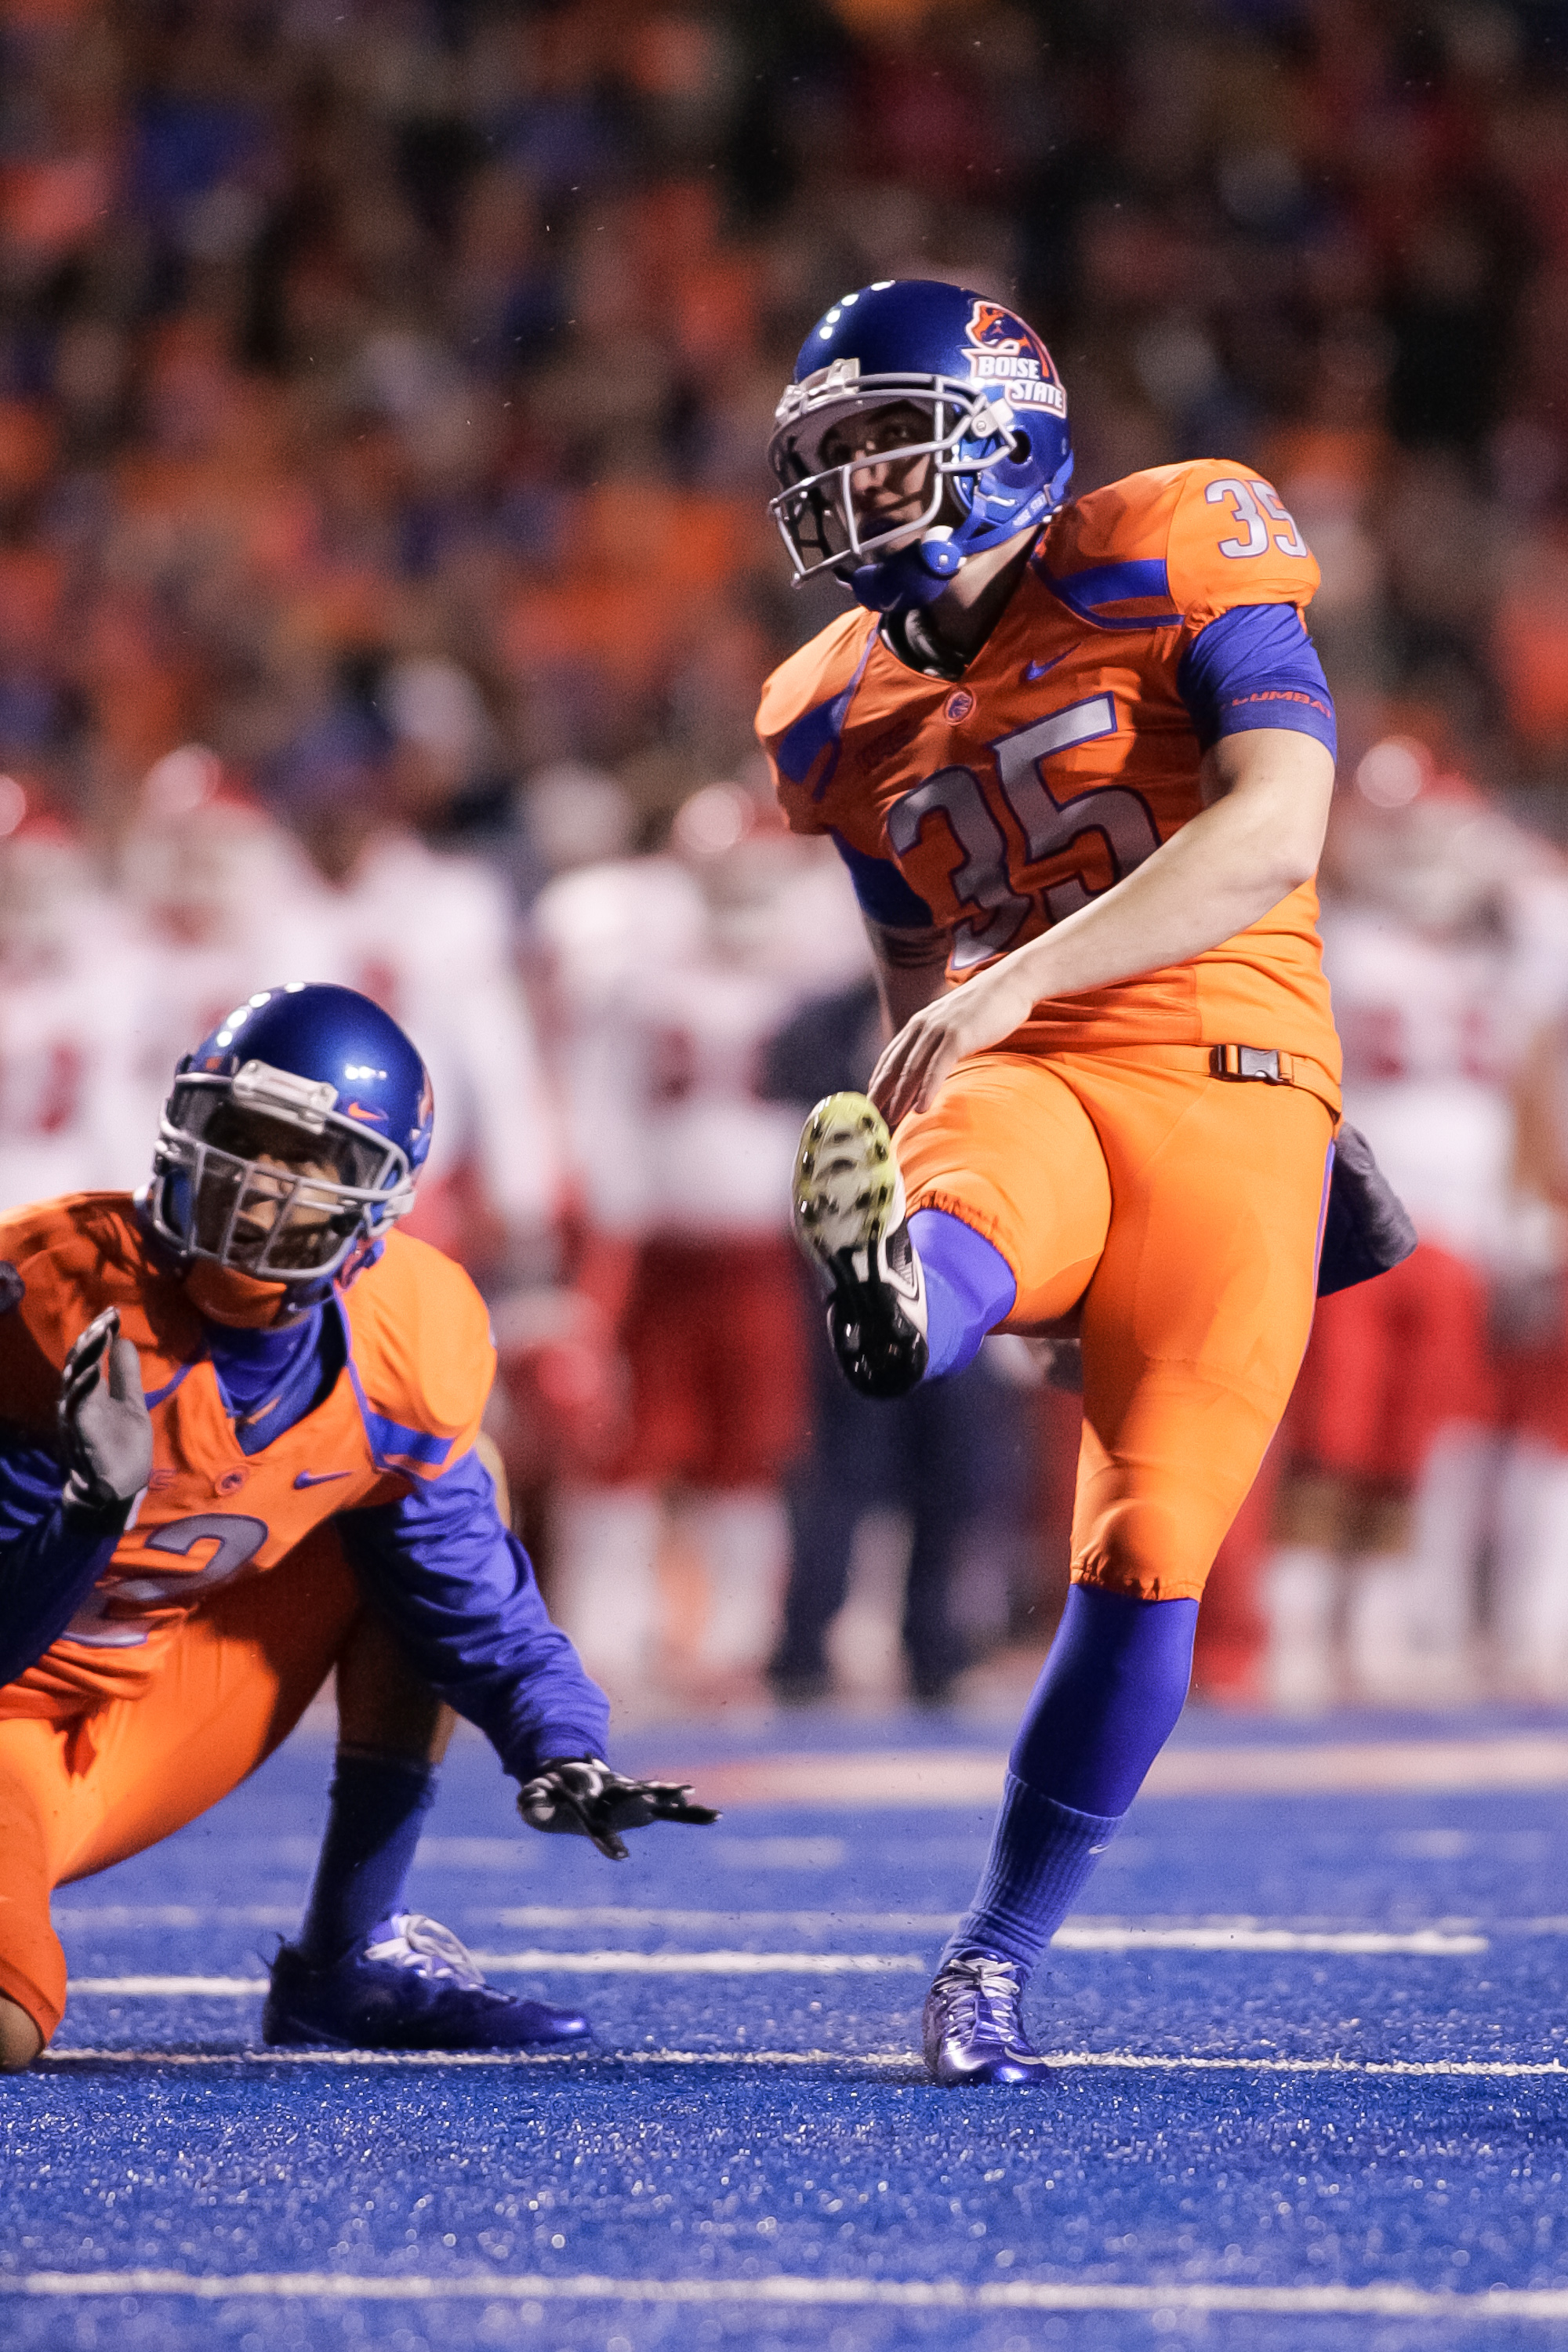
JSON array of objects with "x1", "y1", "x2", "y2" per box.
[
  {"x1": 517, "y1": 1756, "x2": 720, "y2": 1862},
  {"x1": 57, "y1": 1308, "x2": 153, "y2": 1520}
]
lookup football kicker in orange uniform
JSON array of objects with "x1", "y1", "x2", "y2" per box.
[{"x1": 759, "y1": 278, "x2": 1403, "y2": 2085}]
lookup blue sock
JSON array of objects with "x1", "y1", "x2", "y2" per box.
[
  {"x1": 942, "y1": 1777, "x2": 1121, "y2": 1973},
  {"x1": 944, "y1": 1586, "x2": 1198, "y2": 1978},
  {"x1": 296, "y1": 1748, "x2": 440, "y2": 1963},
  {"x1": 909, "y1": 1207, "x2": 1016, "y2": 1380}
]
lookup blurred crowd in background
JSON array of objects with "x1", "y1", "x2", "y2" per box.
[{"x1": 10, "y1": 0, "x2": 1568, "y2": 1714}]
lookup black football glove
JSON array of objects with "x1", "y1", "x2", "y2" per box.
[
  {"x1": 517, "y1": 1755, "x2": 720, "y2": 1861},
  {"x1": 58, "y1": 1308, "x2": 153, "y2": 1521}
]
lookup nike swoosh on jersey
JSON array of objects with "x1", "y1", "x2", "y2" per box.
[
  {"x1": 294, "y1": 1469, "x2": 352, "y2": 1489},
  {"x1": 1024, "y1": 654, "x2": 1069, "y2": 681}
]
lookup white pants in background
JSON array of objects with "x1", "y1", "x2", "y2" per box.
[{"x1": 549, "y1": 1483, "x2": 787, "y2": 1692}]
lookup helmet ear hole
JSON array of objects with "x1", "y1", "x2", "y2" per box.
[{"x1": 1007, "y1": 430, "x2": 1032, "y2": 464}]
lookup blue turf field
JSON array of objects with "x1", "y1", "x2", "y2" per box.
[{"x1": 5, "y1": 1708, "x2": 1568, "y2": 2351}]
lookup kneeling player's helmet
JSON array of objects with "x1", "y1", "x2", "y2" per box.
[
  {"x1": 768, "y1": 278, "x2": 1073, "y2": 614},
  {"x1": 146, "y1": 982, "x2": 434, "y2": 1290}
]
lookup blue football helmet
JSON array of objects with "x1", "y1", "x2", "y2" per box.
[
  {"x1": 146, "y1": 982, "x2": 434, "y2": 1290},
  {"x1": 768, "y1": 278, "x2": 1074, "y2": 614}
]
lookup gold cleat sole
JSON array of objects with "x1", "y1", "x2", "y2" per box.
[{"x1": 792, "y1": 1091, "x2": 903, "y2": 1261}]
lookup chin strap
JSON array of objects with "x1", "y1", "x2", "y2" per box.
[{"x1": 851, "y1": 531, "x2": 963, "y2": 613}]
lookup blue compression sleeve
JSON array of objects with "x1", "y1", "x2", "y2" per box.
[
  {"x1": 1176, "y1": 602, "x2": 1337, "y2": 760},
  {"x1": 0, "y1": 1432, "x2": 125, "y2": 1686},
  {"x1": 1011, "y1": 1584, "x2": 1198, "y2": 1814},
  {"x1": 829, "y1": 829, "x2": 938, "y2": 929},
  {"x1": 910, "y1": 1207, "x2": 1017, "y2": 1380},
  {"x1": 337, "y1": 1450, "x2": 609, "y2": 1779}
]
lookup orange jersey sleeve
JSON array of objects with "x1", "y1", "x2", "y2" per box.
[
  {"x1": 1047, "y1": 458, "x2": 1321, "y2": 638},
  {"x1": 755, "y1": 607, "x2": 881, "y2": 851},
  {"x1": 0, "y1": 1194, "x2": 201, "y2": 1439}
]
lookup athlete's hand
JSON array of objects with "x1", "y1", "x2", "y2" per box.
[
  {"x1": 57, "y1": 1308, "x2": 153, "y2": 1519},
  {"x1": 517, "y1": 1756, "x2": 720, "y2": 1862},
  {"x1": 869, "y1": 957, "x2": 1041, "y2": 1125}
]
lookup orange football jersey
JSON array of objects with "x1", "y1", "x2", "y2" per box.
[
  {"x1": 757, "y1": 459, "x2": 1341, "y2": 1073},
  {"x1": 0, "y1": 1193, "x2": 492, "y2": 1711}
]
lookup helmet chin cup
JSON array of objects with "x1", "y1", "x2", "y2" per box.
[{"x1": 851, "y1": 530, "x2": 964, "y2": 614}]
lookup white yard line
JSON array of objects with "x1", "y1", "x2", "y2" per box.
[
  {"x1": 485, "y1": 1906, "x2": 960, "y2": 1932},
  {"x1": 64, "y1": 1918, "x2": 1486, "y2": 1996},
  {"x1": 36, "y1": 2045, "x2": 1568, "y2": 2077},
  {"x1": 68, "y1": 1978, "x2": 267, "y2": 1998},
  {"x1": 1053, "y1": 1924, "x2": 1486, "y2": 1954},
  {"x1": 466, "y1": 1950, "x2": 924, "y2": 1975},
  {"x1": 9, "y1": 2267, "x2": 1568, "y2": 2319}
]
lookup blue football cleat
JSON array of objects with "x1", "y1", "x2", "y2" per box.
[
  {"x1": 262, "y1": 1912, "x2": 592, "y2": 2052},
  {"x1": 922, "y1": 1950, "x2": 1053, "y2": 2085}
]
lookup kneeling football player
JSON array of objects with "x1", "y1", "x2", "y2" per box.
[{"x1": 0, "y1": 982, "x2": 713, "y2": 2070}]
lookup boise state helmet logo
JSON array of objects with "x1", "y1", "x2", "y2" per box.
[
  {"x1": 963, "y1": 299, "x2": 1067, "y2": 416},
  {"x1": 966, "y1": 301, "x2": 1026, "y2": 353}
]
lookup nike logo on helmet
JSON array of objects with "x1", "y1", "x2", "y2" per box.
[{"x1": 294, "y1": 1469, "x2": 352, "y2": 1489}]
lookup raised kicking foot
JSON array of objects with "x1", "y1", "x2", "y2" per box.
[
  {"x1": 922, "y1": 1950, "x2": 1053, "y2": 2085},
  {"x1": 792, "y1": 1091, "x2": 928, "y2": 1400},
  {"x1": 263, "y1": 1912, "x2": 592, "y2": 2053}
]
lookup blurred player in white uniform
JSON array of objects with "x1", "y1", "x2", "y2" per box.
[
  {"x1": 270, "y1": 706, "x2": 564, "y2": 1284},
  {"x1": 535, "y1": 785, "x2": 868, "y2": 1697},
  {"x1": 1267, "y1": 739, "x2": 1541, "y2": 1704},
  {"x1": 0, "y1": 789, "x2": 140, "y2": 1212},
  {"x1": 117, "y1": 746, "x2": 331, "y2": 1171},
  {"x1": 1487, "y1": 937, "x2": 1568, "y2": 1696}
]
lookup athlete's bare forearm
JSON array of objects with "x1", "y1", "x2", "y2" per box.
[
  {"x1": 1004, "y1": 729, "x2": 1334, "y2": 1008},
  {"x1": 869, "y1": 728, "x2": 1334, "y2": 1123}
]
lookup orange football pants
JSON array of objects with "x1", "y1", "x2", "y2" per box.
[
  {"x1": 0, "y1": 1530, "x2": 360, "y2": 2045},
  {"x1": 896, "y1": 1046, "x2": 1336, "y2": 1605}
]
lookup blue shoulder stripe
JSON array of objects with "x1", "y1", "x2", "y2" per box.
[
  {"x1": 142, "y1": 1364, "x2": 193, "y2": 1411},
  {"x1": 345, "y1": 1356, "x2": 456, "y2": 1475},
  {"x1": 1043, "y1": 556, "x2": 1181, "y2": 630},
  {"x1": 773, "y1": 633, "x2": 877, "y2": 798}
]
